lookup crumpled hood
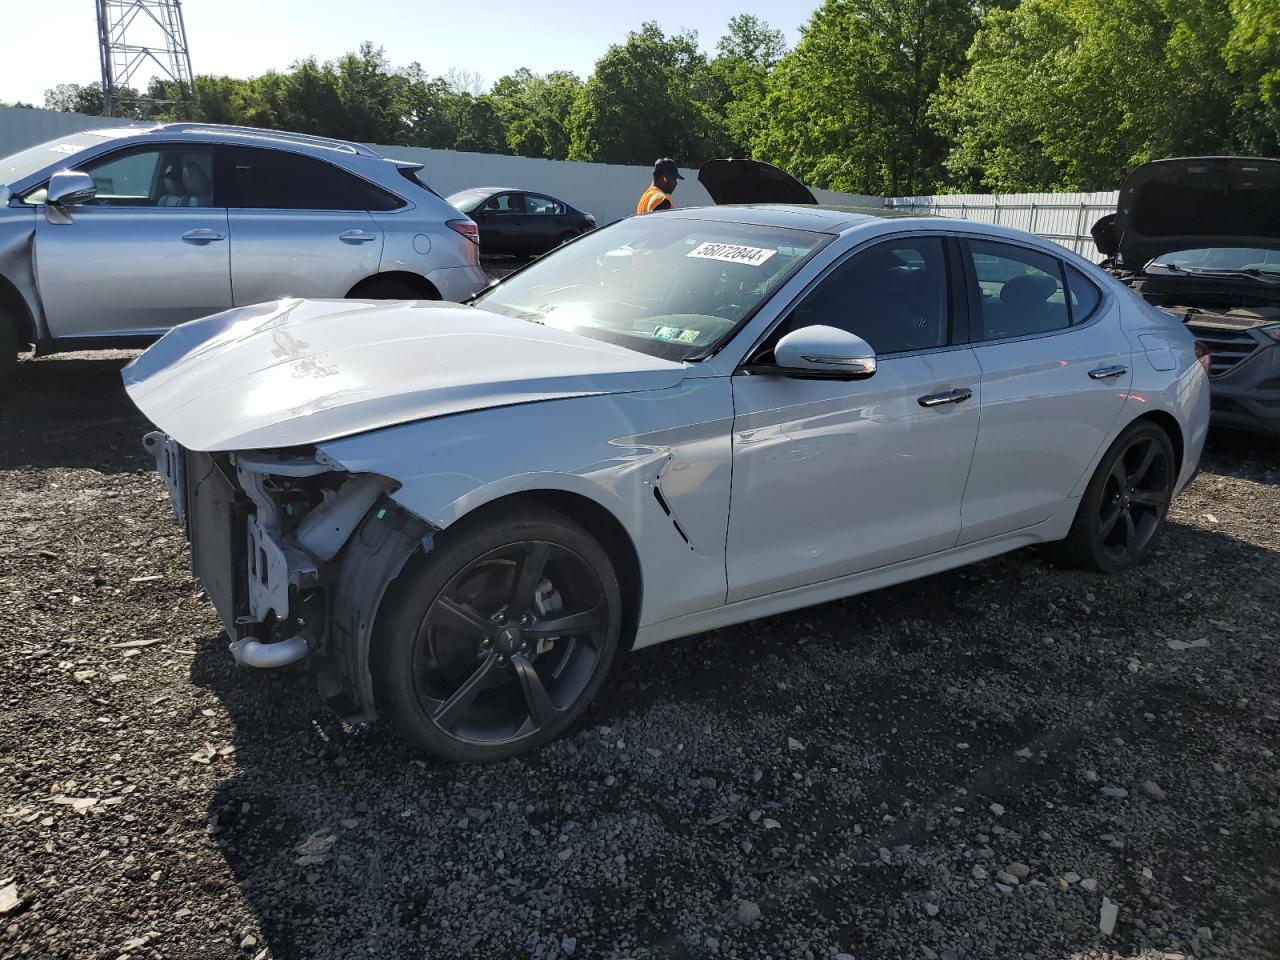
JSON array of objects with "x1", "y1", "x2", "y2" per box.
[
  {"x1": 122, "y1": 298, "x2": 686, "y2": 451},
  {"x1": 1112, "y1": 156, "x2": 1280, "y2": 269}
]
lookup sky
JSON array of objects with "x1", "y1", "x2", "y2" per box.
[{"x1": 0, "y1": 0, "x2": 812, "y2": 106}]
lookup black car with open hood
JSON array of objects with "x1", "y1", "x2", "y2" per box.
[
  {"x1": 1093, "y1": 156, "x2": 1280, "y2": 436},
  {"x1": 698, "y1": 158, "x2": 818, "y2": 206}
]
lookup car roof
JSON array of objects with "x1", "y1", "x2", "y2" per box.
[
  {"x1": 664, "y1": 203, "x2": 918, "y2": 233},
  {"x1": 82, "y1": 123, "x2": 381, "y2": 159}
]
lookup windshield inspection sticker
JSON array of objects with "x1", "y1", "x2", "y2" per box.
[
  {"x1": 653, "y1": 326, "x2": 701, "y2": 343},
  {"x1": 687, "y1": 242, "x2": 777, "y2": 267}
]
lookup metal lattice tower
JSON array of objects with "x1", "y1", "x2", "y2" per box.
[{"x1": 96, "y1": 0, "x2": 194, "y2": 116}]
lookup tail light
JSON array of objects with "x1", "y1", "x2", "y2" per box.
[
  {"x1": 447, "y1": 219, "x2": 479, "y2": 245},
  {"x1": 1194, "y1": 339, "x2": 1212, "y2": 376}
]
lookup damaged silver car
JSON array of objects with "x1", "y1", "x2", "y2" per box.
[
  {"x1": 127, "y1": 202, "x2": 1208, "y2": 762},
  {"x1": 1093, "y1": 156, "x2": 1280, "y2": 435}
]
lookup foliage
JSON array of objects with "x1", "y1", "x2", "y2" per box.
[
  {"x1": 753, "y1": 0, "x2": 982, "y2": 197},
  {"x1": 24, "y1": 3, "x2": 1280, "y2": 196},
  {"x1": 567, "y1": 22, "x2": 730, "y2": 165},
  {"x1": 936, "y1": 0, "x2": 1280, "y2": 192}
]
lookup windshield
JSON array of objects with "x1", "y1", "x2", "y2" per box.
[
  {"x1": 1151, "y1": 247, "x2": 1280, "y2": 275},
  {"x1": 0, "y1": 132, "x2": 113, "y2": 187},
  {"x1": 445, "y1": 188, "x2": 492, "y2": 213},
  {"x1": 473, "y1": 216, "x2": 830, "y2": 361}
]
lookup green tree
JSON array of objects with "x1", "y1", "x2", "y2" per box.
[
  {"x1": 450, "y1": 95, "x2": 508, "y2": 153},
  {"x1": 935, "y1": 0, "x2": 1248, "y2": 191},
  {"x1": 709, "y1": 15, "x2": 787, "y2": 153},
  {"x1": 568, "y1": 22, "x2": 729, "y2": 165},
  {"x1": 490, "y1": 68, "x2": 583, "y2": 159},
  {"x1": 755, "y1": 0, "x2": 981, "y2": 197},
  {"x1": 44, "y1": 83, "x2": 106, "y2": 115}
]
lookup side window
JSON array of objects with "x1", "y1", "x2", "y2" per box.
[
  {"x1": 484, "y1": 193, "x2": 526, "y2": 214},
  {"x1": 526, "y1": 194, "x2": 563, "y2": 215},
  {"x1": 223, "y1": 146, "x2": 377, "y2": 211},
  {"x1": 351, "y1": 177, "x2": 405, "y2": 212},
  {"x1": 76, "y1": 146, "x2": 214, "y2": 207},
  {"x1": 968, "y1": 240, "x2": 1069, "y2": 340},
  {"x1": 784, "y1": 237, "x2": 950, "y2": 355},
  {"x1": 1065, "y1": 263, "x2": 1102, "y2": 324}
]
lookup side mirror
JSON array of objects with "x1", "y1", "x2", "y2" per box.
[
  {"x1": 773, "y1": 324, "x2": 877, "y2": 379},
  {"x1": 47, "y1": 170, "x2": 97, "y2": 207}
]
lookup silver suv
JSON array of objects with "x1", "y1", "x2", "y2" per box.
[{"x1": 0, "y1": 123, "x2": 488, "y2": 374}]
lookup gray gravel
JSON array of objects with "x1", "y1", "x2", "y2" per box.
[{"x1": 1, "y1": 343, "x2": 1278, "y2": 959}]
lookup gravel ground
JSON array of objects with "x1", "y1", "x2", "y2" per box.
[{"x1": 1, "y1": 336, "x2": 1278, "y2": 959}]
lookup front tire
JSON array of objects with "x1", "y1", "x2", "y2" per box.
[
  {"x1": 372, "y1": 504, "x2": 622, "y2": 762},
  {"x1": 0, "y1": 316, "x2": 19, "y2": 389},
  {"x1": 1049, "y1": 420, "x2": 1176, "y2": 573}
]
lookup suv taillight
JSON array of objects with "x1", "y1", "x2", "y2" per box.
[
  {"x1": 447, "y1": 219, "x2": 479, "y2": 245},
  {"x1": 1194, "y1": 339, "x2": 1212, "y2": 376}
]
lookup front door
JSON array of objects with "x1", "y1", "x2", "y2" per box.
[
  {"x1": 958, "y1": 238, "x2": 1132, "y2": 542},
  {"x1": 221, "y1": 145, "x2": 383, "y2": 305},
  {"x1": 33, "y1": 144, "x2": 231, "y2": 338},
  {"x1": 727, "y1": 236, "x2": 982, "y2": 602}
]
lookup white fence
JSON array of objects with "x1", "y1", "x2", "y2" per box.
[
  {"x1": 0, "y1": 106, "x2": 1113, "y2": 255},
  {"x1": 887, "y1": 191, "x2": 1117, "y2": 259}
]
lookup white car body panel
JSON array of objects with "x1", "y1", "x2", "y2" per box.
[
  {"x1": 121, "y1": 298, "x2": 685, "y2": 451},
  {"x1": 123, "y1": 206, "x2": 1211, "y2": 719},
  {"x1": 727, "y1": 347, "x2": 982, "y2": 601}
]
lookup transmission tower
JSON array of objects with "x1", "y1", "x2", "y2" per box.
[{"x1": 96, "y1": 0, "x2": 194, "y2": 117}]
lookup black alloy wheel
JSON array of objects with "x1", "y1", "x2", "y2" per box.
[
  {"x1": 1052, "y1": 420, "x2": 1176, "y2": 572},
  {"x1": 374, "y1": 504, "x2": 622, "y2": 761}
]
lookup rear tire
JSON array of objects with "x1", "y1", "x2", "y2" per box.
[
  {"x1": 0, "y1": 317, "x2": 19, "y2": 391},
  {"x1": 1048, "y1": 420, "x2": 1176, "y2": 573},
  {"x1": 349, "y1": 277, "x2": 432, "y2": 300},
  {"x1": 372, "y1": 503, "x2": 622, "y2": 762},
  {"x1": 556, "y1": 231, "x2": 578, "y2": 247}
]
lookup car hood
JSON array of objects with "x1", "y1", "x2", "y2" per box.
[
  {"x1": 122, "y1": 298, "x2": 686, "y2": 452},
  {"x1": 1109, "y1": 156, "x2": 1280, "y2": 269},
  {"x1": 698, "y1": 158, "x2": 817, "y2": 205}
]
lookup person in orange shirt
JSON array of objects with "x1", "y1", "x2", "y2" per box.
[{"x1": 636, "y1": 158, "x2": 684, "y2": 214}]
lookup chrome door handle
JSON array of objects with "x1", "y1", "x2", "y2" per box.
[
  {"x1": 918, "y1": 388, "x2": 973, "y2": 407},
  {"x1": 1088, "y1": 364, "x2": 1128, "y2": 380},
  {"x1": 339, "y1": 230, "x2": 377, "y2": 243},
  {"x1": 181, "y1": 229, "x2": 224, "y2": 244}
]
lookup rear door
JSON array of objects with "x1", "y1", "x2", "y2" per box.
[
  {"x1": 524, "y1": 193, "x2": 567, "y2": 250},
  {"x1": 34, "y1": 143, "x2": 231, "y2": 338},
  {"x1": 959, "y1": 238, "x2": 1131, "y2": 543},
  {"x1": 221, "y1": 145, "x2": 383, "y2": 306}
]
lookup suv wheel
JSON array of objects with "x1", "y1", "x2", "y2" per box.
[
  {"x1": 0, "y1": 316, "x2": 19, "y2": 388},
  {"x1": 350, "y1": 278, "x2": 431, "y2": 300}
]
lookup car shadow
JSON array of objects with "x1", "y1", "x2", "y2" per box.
[
  {"x1": 1199, "y1": 427, "x2": 1280, "y2": 485},
  {"x1": 193, "y1": 517, "x2": 1280, "y2": 959},
  {"x1": 0, "y1": 354, "x2": 147, "y2": 473}
]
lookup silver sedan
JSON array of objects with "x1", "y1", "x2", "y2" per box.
[{"x1": 125, "y1": 204, "x2": 1210, "y2": 761}]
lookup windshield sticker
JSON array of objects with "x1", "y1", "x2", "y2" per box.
[
  {"x1": 48, "y1": 143, "x2": 85, "y2": 155},
  {"x1": 687, "y1": 242, "x2": 777, "y2": 267},
  {"x1": 653, "y1": 326, "x2": 701, "y2": 344}
]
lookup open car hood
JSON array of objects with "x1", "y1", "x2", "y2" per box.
[
  {"x1": 698, "y1": 158, "x2": 817, "y2": 206},
  {"x1": 121, "y1": 298, "x2": 684, "y2": 452},
  {"x1": 1107, "y1": 157, "x2": 1280, "y2": 269}
]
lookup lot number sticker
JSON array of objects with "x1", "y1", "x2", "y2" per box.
[{"x1": 687, "y1": 242, "x2": 777, "y2": 267}]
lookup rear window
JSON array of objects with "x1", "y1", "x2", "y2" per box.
[
  {"x1": 1065, "y1": 264, "x2": 1103, "y2": 323},
  {"x1": 223, "y1": 145, "x2": 403, "y2": 211}
]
